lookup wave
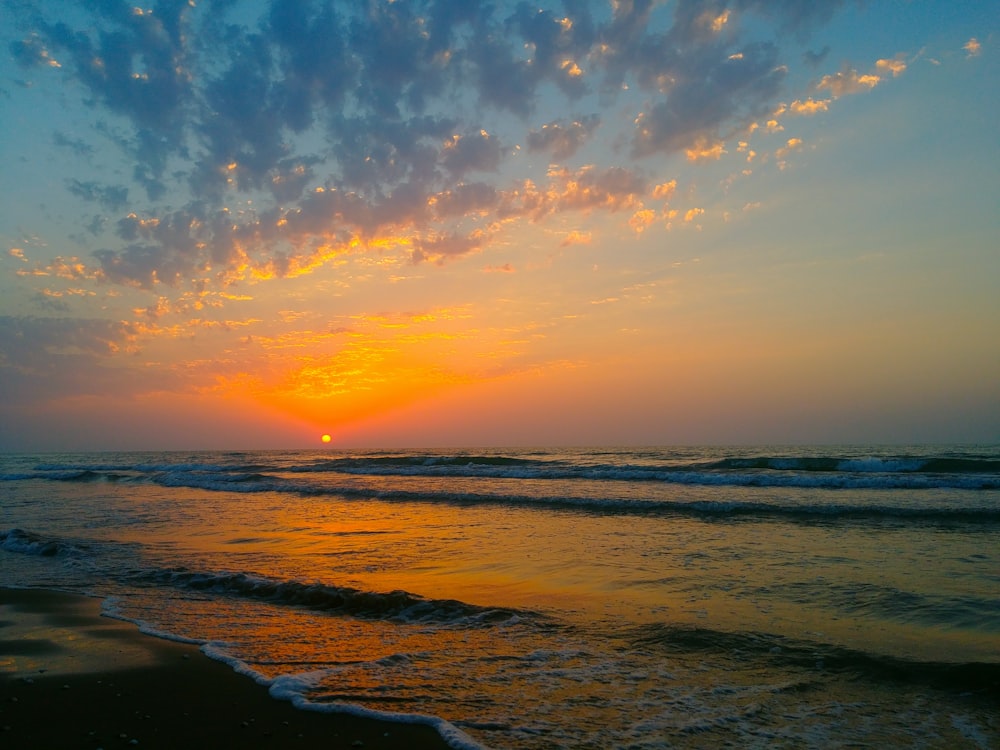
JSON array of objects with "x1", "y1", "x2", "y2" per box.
[
  {"x1": 6, "y1": 449, "x2": 999, "y2": 490},
  {"x1": 8, "y1": 464, "x2": 1000, "y2": 491},
  {"x1": 707, "y1": 455, "x2": 1000, "y2": 474},
  {"x1": 87, "y1": 469, "x2": 1000, "y2": 523},
  {"x1": 770, "y1": 581, "x2": 1000, "y2": 630},
  {"x1": 4, "y1": 466, "x2": 999, "y2": 526},
  {"x1": 198, "y1": 655, "x2": 487, "y2": 750},
  {"x1": 631, "y1": 623, "x2": 1000, "y2": 698},
  {"x1": 0, "y1": 528, "x2": 87, "y2": 557},
  {"x1": 0, "y1": 468, "x2": 134, "y2": 482},
  {"x1": 290, "y1": 454, "x2": 1000, "y2": 489},
  {"x1": 296, "y1": 454, "x2": 543, "y2": 471},
  {"x1": 129, "y1": 568, "x2": 538, "y2": 628}
]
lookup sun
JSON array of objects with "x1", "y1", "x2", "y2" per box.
[{"x1": 320, "y1": 434, "x2": 332, "y2": 443}]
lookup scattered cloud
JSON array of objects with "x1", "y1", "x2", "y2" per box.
[
  {"x1": 653, "y1": 180, "x2": 678, "y2": 201},
  {"x1": 629, "y1": 209, "x2": 657, "y2": 233},
  {"x1": 66, "y1": 180, "x2": 130, "y2": 211},
  {"x1": 817, "y1": 64, "x2": 881, "y2": 98},
  {"x1": 876, "y1": 57, "x2": 907, "y2": 77},
  {"x1": 0, "y1": 0, "x2": 945, "y2": 424},
  {"x1": 3, "y1": 0, "x2": 913, "y2": 306},
  {"x1": 788, "y1": 98, "x2": 830, "y2": 115},
  {"x1": 775, "y1": 137, "x2": 804, "y2": 162},
  {"x1": 560, "y1": 230, "x2": 592, "y2": 247},
  {"x1": 526, "y1": 115, "x2": 601, "y2": 160},
  {"x1": 685, "y1": 140, "x2": 727, "y2": 162}
]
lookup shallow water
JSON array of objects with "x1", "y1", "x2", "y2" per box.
[{"x1": 2, "y1": 446, "x2": 998, "y2": 748}]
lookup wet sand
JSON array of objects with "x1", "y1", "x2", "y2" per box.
[{"x1": 0, "y1": 587, "x2": 453, "y2": 749}]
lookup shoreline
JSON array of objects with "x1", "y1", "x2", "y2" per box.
[{"x1": 0, "y1": 587, "x2": 456, "y2": 749}]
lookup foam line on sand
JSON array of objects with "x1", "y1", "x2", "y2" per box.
[{"x1": 0, "y1": 587, "x2": 454, "y2": 749}]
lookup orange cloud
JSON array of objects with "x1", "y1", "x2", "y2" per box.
[
  {"x1": 653, "y1": 180, "x2": 677, "y2": 201},
  {"x1": 629, "y1": 209, "x2": 656, "y2": 233},
  {"x1": 40, "y1": 287, "x2": 96, "y2": 298},
  {"x1": 542, "y1": 165, "x2": 647, "y2": 214},
  {"x1": 560, "y1": 230, "x2": 592, "y2": 247},
  {"x1": 788, "y1": 98, "x2": 830, "y2": 115},
  {"x1": 818, "y1": 66, "x2": 880, "y2": 98},
  {"x1": 685, "y1": 140, "x2": 726, "y2": 162},
  {"x1": 775, "y1": 137, "x2": 804, "y2": 160},
  {"x1": 18, "y1": 255, "x2": 101, "y2": 281},
  {"x1": 876, "y1": 57, "x2": 907, "y2": 77}
]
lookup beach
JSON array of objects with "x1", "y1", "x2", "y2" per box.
[
  {"x1": 2, "y1": 446, "x2": 998, "y2": 748},
  {"x1": 0, "y1": 588, "x2": 451, "y2": 749}
]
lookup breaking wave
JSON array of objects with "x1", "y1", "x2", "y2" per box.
[{"x1": 129, "y1": 568, "x2": 538, "y2": 628}]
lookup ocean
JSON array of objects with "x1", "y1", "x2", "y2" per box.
[{"x1": 1, "y1": 446, "x2": 998, "y2": 748}]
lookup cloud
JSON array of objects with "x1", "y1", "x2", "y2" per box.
[
  {"x1": 484, "y1": 263, "x2": 515, "y2": 273},
  {"x1": 526, "y1": 115, "x2": 601, "y2": 160},
  {"x1": 0, "y1": 315, "x2": 138, "y2": 402},
  {"x1": 817, "y1": 65, "x2": 881, "y2": 98},
  {"x1": 0, "y1": 316, "x2": 129, "y2": 360},
  {"x1": 430, "y1": 182, "x2": 500, "y2": 220},
  {"x1": 560, "y1": 230, "x2": 592, "y2": 247},
  {"x1": 963, "y1": 38, "x2": 981, "y2": 58},
  {"x1": 803, "y1": 46, "x2": 831, "y2": 67},
  {"x1": 66, "y1": 179, "x2": 130, "y2": 210},
  {"x1": 732, "y1": 0, "x2": 851, "y2": 34},
  {"x1": 653, "y1": 180, "x2": 678, "y2": 201},
  {"x1": 629, "y1": 208, "x2": 657, "y2": 233},
  {"x1": 466, "y1": 28, "x2": 539, "y2": 116},
  {"x1": 411, "y1": 229, "x2": 491, "y2": 264},
  {"x1": 53, "y1": 132, "x2": 95, "y2": 157},
  {"x1": 775, "y1": 137, "x2": 804, "y2": 160},
  {"x1": 542, "y1": 165, "x2": 648, "y2": 215},
  {"x1": 632, "y1": 41, "x2": 785, "y2": 156},
  {"x1": 685, "y1": 139, "x2": 727, "y2": 162},
  {"x1": 34, "y1": 4, "x2": 192, "y2": 169},
  {"x1": 18, "y1": 255, "x2": 101, "y2": 283},
  {"x1": 3, "y1": 0, "x2": 875, "y2": 301},
  {"x1": 441, "y1": 130, "x2": 504, "y2": 177},
  {"x1": 876, "y1": 57, "x2": 907, "y2": 77},
  {"x1": 8, "y1": 34, "x2": 60, "y2": 69},
  {"x1": 788, "y1": 98, "x2": 830, "y2": 115}
]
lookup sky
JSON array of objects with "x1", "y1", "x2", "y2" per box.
[{"x1": 1, "y1": 0, "x2": 997, "y2": 452}]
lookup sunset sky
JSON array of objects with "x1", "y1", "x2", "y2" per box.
[{"x1": 1, "y1": 0, "x2": 997, "y2": 451}]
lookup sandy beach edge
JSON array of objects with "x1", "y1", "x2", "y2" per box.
[{"x1": 0, "y1": 586, "x2": 459, "y2": 749}]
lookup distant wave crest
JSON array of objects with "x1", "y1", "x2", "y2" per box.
[
  {"x1": 131, "y1": 568, "x2": 537, "y2": 627},
  {"x1": 631, "y1": 623, "x2": 1000, "y2": 697},
  {"x1": 6, "y1": 451, "x2": 999, "y2": 491}
]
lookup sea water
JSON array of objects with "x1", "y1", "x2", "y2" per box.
[{"x1": 1, "y1": 446, "x2": 998, "y2": 748}]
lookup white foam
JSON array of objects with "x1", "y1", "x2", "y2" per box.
[
  {"x1": 195, "y1": 654, "x2": 490, "y2": 749},
  {"x1": 282, "y1": 690, "x2": 488, "y2": 750},
  {"x1": 100, "y1": 597, "x2": 206, "y2": 646}
]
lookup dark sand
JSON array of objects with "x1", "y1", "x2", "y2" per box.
[{"x1": 0, "y1": 587, "x2": 454, "y2": 749}]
